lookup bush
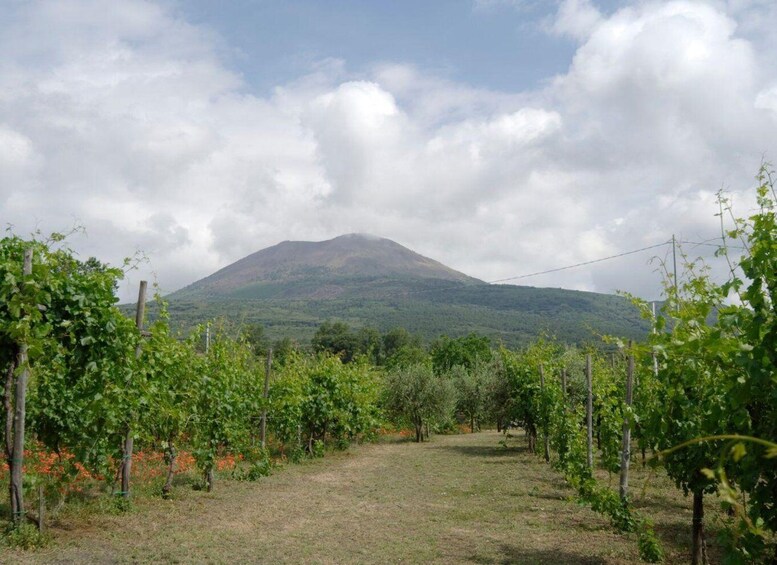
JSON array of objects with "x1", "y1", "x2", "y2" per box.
[{"x1": 3, "y1": 523, "x2": 49, "y2": 549}]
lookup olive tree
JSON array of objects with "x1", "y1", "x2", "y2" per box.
[{"x1": 383, "y1": 363, "x2": 456, "y2": 442}]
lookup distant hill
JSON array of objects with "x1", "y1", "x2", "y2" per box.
[{"x1": 163, "y1": 234, "x2": 650, "y2": 347}]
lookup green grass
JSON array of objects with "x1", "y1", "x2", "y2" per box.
[{"x1": 1, "y1": 431, "x2": 727, "y2": 564}]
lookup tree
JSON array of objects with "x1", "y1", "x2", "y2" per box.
[
  {"x1": 383, "y1": 363, "x2": 456, "y2": 442},
  {"x1": 272, "y1": 336, "x2": 299, "y2": 366},
  {"x1": 498, "y1": 348, "x2": 540, "y2": 452},
  {"x1": 269, "y1": 353, "x2": 380, "y2": 455},
  {"x1": 383, "y1": 343, "x2": 428, "y2": 370},
  {"x1": 381, "y1": 328, "x2": 419, "y2": 360},
  {"x1": 483, "y1": 357, "x2": 512, "y2": 432},
  {"x1": 430, "y1": 333, "x2": 492, "y2": 375},
  {"x1": 356, "y1": 326, "x2": 381, "y2": 365},
  {"x1": 141, "y1": 303, "x2": 200, "y2": 498},
  {"x1": 1, "y1": 235, "x2": 145, "y2": 517},
  {"x1": 311, "y1": 321, "x2": 359, "y2": 362},
  {"x1": 189, "y1": 327, "x2": 259, "y2": 491},
  {"x1": 451, "y1": 363, "x2": 488, "y2": 432},
  {"x1": 242, "y1": 323, "x2": 269, "y2": 357},
  {"x1": 712, "y1": 168, "x2": 777, "y2": 560},
  {"x1": 639, "y1": 260, "x2": 741, "y2": 564}
]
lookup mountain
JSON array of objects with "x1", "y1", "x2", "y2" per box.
[
  {"x1": 163, "y1": 234, "x2": 650, "y2": 347},
  {"x1": 172, "y1": 233, "x2": 480, "y2": 301}
]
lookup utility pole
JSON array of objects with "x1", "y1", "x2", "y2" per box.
[{"x1": 672, "y1": 234, "x2": 679, "y2": 310}]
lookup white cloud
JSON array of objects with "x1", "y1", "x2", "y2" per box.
[
  {"x1": 473, "y1": 0, "x2": 535, "y2": 12},
  {"x1": 0, "y1": 126, "x2": 40, "y2": 202},
  {"x1": 0, "y1": 0, "x2": 775, "y2": 303},
  {"x1": 552, "y1": 0, "x2": 603, "y2": 41},
  {"x1": 755, "y1": 85, "x2": 777, "y2": 112}
]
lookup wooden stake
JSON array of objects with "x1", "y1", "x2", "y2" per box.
[
  {"x1": 692, "y1": 490, "x2": 708, "y2": 565},
  {"x1": 38, "y1": 484, "x2": 44, "y2": 533},
  {"x1": 539, "y1": 364, "x2": 549, "y2": 462},
  {"x1": 260, "y1": 348, "x2": 272, "y2": 449},
  {"x1": 586, "y1": 354, "x2": 593, "y2": 470},
  {"x1": 561, "y1": 368, "x2": 567, "y2": 398},
  {"x1": 10, "y1": 248, "x2": 32, "y2": 524},
  {"x1": 206, "y1": 467, "x2": 214, "y2": 492},
  {"x1": 162, "y1": 445, "x2": 177, "y2": 499},
  {"x1": 619, "y1": 352, "x2": 634, "y2": 500},
  {"x1": 121, "y1": 280, "x2": 147, "y2": 500},
  {"x1": 134, "y1": 280, "x2": 147, "y2": 343}
]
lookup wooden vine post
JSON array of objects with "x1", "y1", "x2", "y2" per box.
[
  {"x1": 651, "y1": 302, "x2": 659, "y2": 378},
  {"x1": 619, "y1": 351, "x2": 634, "y2": 500},
  {"x1": 260, "y1": 348, "x2": 272, "y2": 449},
  {"x1": 539, "y1": 364, "x2": 550, "y2": 462},
  {"x1": 585, "y1": 354, "x2": 593, "y2": 469},
  {"x1": 120, "y1": 280, "x2": 147, "y2": 500},
  {"x1": 8, "y1": 248, "x2": 32, "y2": 525},
  {"x1": 203, "y1": 320, "x2": 215, "y2": 492},
  {"x1": 561, "y1": 367, "x2": 567, "y2": 398},
  {"x1": 38, "y1": 485, "x2": 45, "y2": 533}
]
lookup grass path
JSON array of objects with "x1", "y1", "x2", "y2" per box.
[{"x1": 4, "y1": 431, "x2": 703, "y2": 564}]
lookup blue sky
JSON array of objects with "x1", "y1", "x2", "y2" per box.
[
  {"x1": 2, "y1": 0, "x2": 777, "y2": 301},
  {"x1": 179, "y1": 0, "x2": 578, "y2": 94}
]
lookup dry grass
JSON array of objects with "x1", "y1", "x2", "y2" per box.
[{"x1": 1, "y1": 431, "x2": 725, "y2": 564}]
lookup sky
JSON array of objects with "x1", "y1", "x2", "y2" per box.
[{"x1": 2, "y1": 0, "x2": 777, "y2": 302}]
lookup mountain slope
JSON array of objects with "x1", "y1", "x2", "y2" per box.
[
  {"x1": 164, "y1": 234, "x2": 649, "y2": 347},
  {"x1": 172, "y1": 233, "x2": 480, "y2": 301}
]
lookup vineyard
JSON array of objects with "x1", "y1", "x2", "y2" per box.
[{"x1": 1, "y1": 169, "x2": 776, "y2": 564}]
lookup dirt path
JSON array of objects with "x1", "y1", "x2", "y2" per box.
[{"x1": 5, "y1": 432, "x2": 680, "y2": 564}]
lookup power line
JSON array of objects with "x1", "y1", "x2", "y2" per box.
[
  {"x1": 327, "y1": 237, "x2": 740, "y2": 300},
  {"x1": 485, "y1": 237, "x2": 746, "y2": 288},
  {"x1": 390, "y1": 240, "x2": 673, "y2": 298},
  {"x1": 678, "y1": 239, "x2": 746, "y2": 251},
  {"x1": 679, "y1": 240, "x2": 719, "y2": 248},
  {"x1": 487, "y1": 241, "x2": 672, "y2": 284}
]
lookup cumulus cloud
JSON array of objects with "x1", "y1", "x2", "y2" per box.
[{"x1": 1, "y1": 0, "x2": 775, "y2": 303}]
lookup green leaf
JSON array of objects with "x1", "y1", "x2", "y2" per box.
[{"x1": 730, "y1": 443, "x2": 747, "y2": 462}]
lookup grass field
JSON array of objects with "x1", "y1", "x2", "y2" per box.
[{"x1": 2, "y1": 431, "x2": 723, "y2": 564}]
